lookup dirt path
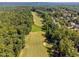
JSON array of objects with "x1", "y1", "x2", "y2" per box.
[{"x1": 19, "y1": 12, "x2": 48, "y2": 57}]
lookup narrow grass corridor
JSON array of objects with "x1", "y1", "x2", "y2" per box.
[{"x1": 19, "y1": 12, "x2": 48, "y2": 57}]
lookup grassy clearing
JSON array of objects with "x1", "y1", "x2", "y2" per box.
[
  {"x1": 19, "y1": 12, "x2": 48, "y2": 57},
  {"x1": 31, "y1": 24, "x2": 41, "y2": 32},
  {"x1": 32, "y1": 12, "x2": 43, "y2": 27},
  {"x1": 19, "y1": 32, "x2": 48, "y2": 57},
  {"x1": 31, "y1": 12, "x2": 43, "y2": 32}
]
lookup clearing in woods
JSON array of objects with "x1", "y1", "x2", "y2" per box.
[{"x1": 19, "y1": 12, "x2": 48, "y2": 57}]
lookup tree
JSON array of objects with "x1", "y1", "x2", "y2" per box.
[
  {"x1": 0, "y1": 7, "x2": 33, "y2": 57},
  {"x1": 59, "y1": 37, "x2": 79, "y2": 57}
]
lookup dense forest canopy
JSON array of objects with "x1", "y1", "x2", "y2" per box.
[
  {"x1": 32, "y1": 6, "x2": 79, "y2": 57},
  {"x1": 0, "y1": 6, "x2": 33, "y2": 57}
]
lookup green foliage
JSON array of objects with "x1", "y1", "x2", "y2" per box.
[
  {"x1": 59, "y1": 37, "x2": 79, "y2": 57},
  {"x1": 0, "y1": 7, "x2": 33, "y2": 57},
  {"x1": 37, "y1": 7, "x2": 79, "y2": 57}
]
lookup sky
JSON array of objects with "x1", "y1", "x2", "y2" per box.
[{"x1": 1, "y1": 0, "x2": 79, "y2": 2}]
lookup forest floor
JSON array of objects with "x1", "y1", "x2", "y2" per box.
[{"x1": 19, "y1": 12, "x2": 48, "y2": 57}]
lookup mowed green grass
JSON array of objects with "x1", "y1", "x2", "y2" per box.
[{"x1": 31, "y1": 24, "x2": 41, "y2": 32}]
